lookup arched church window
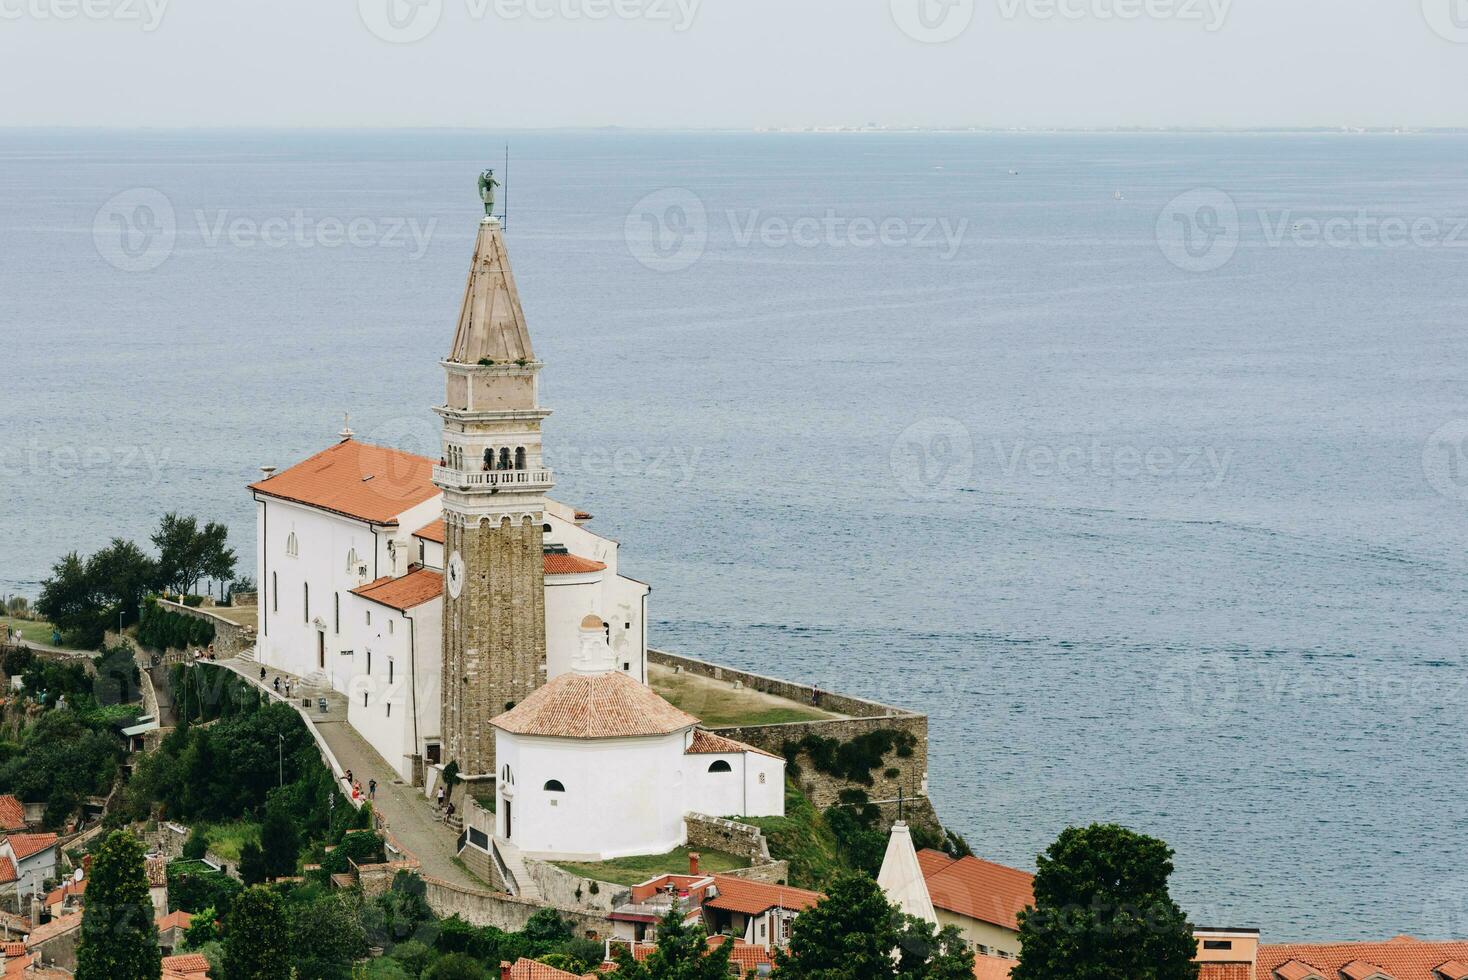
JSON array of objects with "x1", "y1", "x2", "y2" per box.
[
  {"x1": 707, "y1": 760, "x2": 733, "y2": 774},
  {"x1": 346, "y1": 548, "x2": 360, "y2": 574},
  {"x1": 543, "y1": 780, "x2": 565, "y2": 792},
  {"x1": 515, "y1": 447, "x2": 526, "y2": 470},
  {"x1": 501, "y1": 764, "x2": 514, "y2": 786},
  {"x1": 285, "y1": 532, "x2": 299, "y2": 558},
  {"x1": 498, "y1": 447, "x2": 511, "y2": 470},
  {"x1": 483, "y1": 447, "x2": 493, "y2": 471}
]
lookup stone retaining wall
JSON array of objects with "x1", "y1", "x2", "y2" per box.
[
  {"x1": 422, "y1": 876, "x2": 614, "y2": 939},
  {"x1": 648, "y1": 649, "x2": 905, "y2": 720},
  {"x1": 524, "y1": 860, "x2": 629, "y2": 913},
  {"x1": 684, "y1": 813, "x2": 771, "y2": 864},
  {"x1": 154, "y1": 598, "x2": 256, "y2": 657}
]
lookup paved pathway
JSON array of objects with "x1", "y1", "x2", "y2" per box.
[{"x1": 208, "y1": 655, "x2": 483, "y2": 891}]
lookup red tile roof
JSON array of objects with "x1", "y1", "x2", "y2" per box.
[
  {"x1": 156, "y1": 910, "x2": 194, "y2": 932},
  {"x1": 492, "y1": 670, "x2": 698, "y2": 739},
  {"x1": 502, "y1": 958, "x2": 595, "y2": 980},
  {"x1": 42, "y1": 878, "x2": 84, "y2": 908},
  {"x1": 973, "y1": 955, "x2": 1016, "y2": 980},
  {"x1": 702, "y1": 875, "x2": 823, "y2": 916},
  {"x1": 250, "y1": 440, "x2": 438, "y2": 525},
  {"x1": 0, "y1": 798, "x2": 24, "y2": 833},
  {"x1": 1198, "y1": 966, "x2": 1252, "y2": 980},
  {"x1": 0, "y1": 859, "x2": 14, "y2": 885},
  {"x1": 23, "y1": 912, "x2": 81, "y2": 948},
  {"x1": 161, "y1": 953, "x2": 211, "y2": 977},
  {"x1": 415, "y1": 521, "x2": 607, "y2": 576},
  {"x1": 413, "y1": 519, "x2": 446, "y2": 543},
  {"x1": 707, "y1": 936, "x2": 774, "y2": 972},
  {"x1": 685, "y1": 728, "x2": 782, "y2": 760},
  {"x1": 1258, "y1": 939, "x2": 1468, "y2": 980},
  {"x1": 1435, "y1": 962, "x2": 1468, "y2": 980},
  {"x1": 352, "y1": 568, "x2": 445, "y2": 611},
  {"x1": 2, "y1": 834, "x2": 56, "y2": 862},
  {"x1": 916, "y1": 849, "x2": 1034, "y2": 933}
]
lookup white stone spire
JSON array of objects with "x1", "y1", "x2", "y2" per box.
[
  {"x1": 572, "y1": 614, "x2": 615, "y2": 675},
  {"x1": 877, "y1": 822, "x2": 938, "y2": 925}
]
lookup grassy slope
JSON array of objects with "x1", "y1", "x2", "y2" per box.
[
  {"x1": 650, "y1": 670, "x2": 833, "y2": 727},
  {"x1": 199, "y1": 820, "x2": 262, "y2": 861},
  {"x1": 553, "y1": 847, "x2": 750, "y2": 887},
  {"x1": 742, "y1": 781, "x2": 849, "y2": 891},
  {"x1": 1, "y1": 616, "x2": 77, "y2": 649}
]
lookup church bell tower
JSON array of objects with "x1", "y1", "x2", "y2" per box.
[{"x1": 435, "y1": 203, "x2": 551, "y2": 779}]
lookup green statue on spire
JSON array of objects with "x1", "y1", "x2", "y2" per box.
[{"x1": 478, "y1": 168, "x2": 500, "y2": 218}]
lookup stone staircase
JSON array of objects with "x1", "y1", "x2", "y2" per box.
[{"x1": 492, "y1": 838, "x2": 542, "y2": 902}]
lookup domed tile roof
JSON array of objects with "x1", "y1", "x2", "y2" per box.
[{"x1": 491, "y1": 671, "x2": 698, "y2": 739}]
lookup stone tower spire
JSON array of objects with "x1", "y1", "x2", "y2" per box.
[{"x1": 435, "y1": 212, "x2": 552, "y2": 779}]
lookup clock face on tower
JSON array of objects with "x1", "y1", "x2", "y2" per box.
[{"x1": 447, "y1": 551, "x2": 465, "y2": 599}]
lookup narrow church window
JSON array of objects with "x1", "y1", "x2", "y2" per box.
[
  {"x1": 363, "y1": 692, "x2": 368, "y2": 707},
  {"x1": 346, "y1": 548, "x2": 359, "y2": 574},
  {"x1": 334, "y1": 593, "x2": 339, "y2": 633},
  {"x1": 386, "y1": 703, "x2": 392, "y2": 717},
  {"x1": 388, "y1": 619, "x2": 394, "y2": 635},
  {"x1": 388, "y1": 659, "x2": 395, "y2": 684},
  {"x1": 286, "y1": 532, "x2": 299, "y2": 558},
  {"x1": 366, "y1": 651, "x2": 372, "y2": 675},
  {"x1": 708, "y1": 760, "x2": 732, "y2": 774},
  {"x1": 499, "y1": 447, "x2": 511, "y2": 470},
  {"x1": 515, "y1": 447, "x2": 526, "y2": 470},
  {"x1": 303, "y1": 583, "x2": 309, "y2": 622},
  {"x1": 483, "y1": 447, "x2": 493, "y2": 471},
  {"x1": 543, "y1": 780, "x2": 565, "y2": 792},
  {"x1": 272, "y1": 573, "x2": 278, "y2": 612}
]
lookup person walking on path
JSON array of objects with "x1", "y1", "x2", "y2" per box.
[
  {"x1": 273, "y1": 676, "x2": 281, "y2": 693},
  {"x1": 368, "y1": 779, "x2": 377, "y2": 800},
  {"x1": 259, "y1": 666, "x2": 266, "y2": 682},
  {"x1": 435, "y1": 785, "x2": 445, "y2": 810}
]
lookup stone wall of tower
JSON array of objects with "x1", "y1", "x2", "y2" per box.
[{"x1": 443, "y1": 511, "x2": 547, "y2": 777}]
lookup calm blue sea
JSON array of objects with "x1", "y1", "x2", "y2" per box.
[{"x1": 2, "y1": 130, "x2": 1467, "y2": 941}]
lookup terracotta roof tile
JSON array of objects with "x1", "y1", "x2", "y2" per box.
[
  {"x1": 2, "y1": 834, "x2": 56, "y2": 862},
  {"x1": 1341, "y1": 960, "x2": 1396, "y2": 980},
  {"x1": 414, "y1": 519, "x2": 446, "y2": 543},
  {"x1": 686, "y1": 728, "x2": 782, "y2": 760},
  {"x1": 144, "y1": 854, "x2": 169, "y2": 888},
  {"x1": 1, "y1": 943, "x2": 22, "y2": 958},
  {"x1": 1198, "y1": 966, "x2": 1252, "y2": 980},
  {"x1": 1434, "y1": 962, "x2": 1468, "y2": 980},
  {"x1": 1259, "y1": 941, "x2": 1468, "y2": 980},
  {"x1": 492, "y1": 671, "x2": 698, "y2": 739},
  {"x1": 2, "y1": 953, "x2": 33, "y2": 978},
  {"x1": 42, "y1": 878, "x2": 84, "y2": 907},
  {"x1": 0, "y1": 859, "x2": 14, "y2": 885},
  {"x1": 706, "y1": 936, "x2": 774, "y2": 972},
  {"x1": 250, "y1": 440, "x2": 438, "y2": 525},
  {"x1": 0, "y1": 798, "x2": 24, "y2": 833},
  {"x1": 702, "y1": 874, "x2": 822, "y2": 916},
  {"x1": 916, "y1": 849, "x2": 1034, "y2": 933},
  {"x1": 161, "y1": 952, "x2": 211, "y2": 976},
  {"x1": 543, "y1": 553, "x2": 607, "y2": 575},
  {"x1": 352, "y1": 568, "x2": 444, "y2": 611},
  {"x1": 156, "y1": 910, "x2": 194, "y2": 932},
  {"x1": 503, "y1": 958, "x2": 595, "y2": 980},
  {"x1": 973, "y1": 954, "x2": 1016, "y2": 980}
]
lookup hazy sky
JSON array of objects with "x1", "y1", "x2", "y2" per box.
[{"x1": 3, "y1": 0, "x2": 1466, "y2": 129}]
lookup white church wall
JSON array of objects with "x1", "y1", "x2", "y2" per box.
[
  {"x1": 255, "y1": 497, "x2": 377, "y2": 682},
  {"x1": 544, "y1": 571, "x2": 604, "y2": 680},
  {"x1": 380, "y1": 496, "x2": 442, "y2": 577},
  {"x1": 410, "y1": 594, "x2": 443, "y2": 761},
  {"x1": 496, "y1": 731, "x2": 691, "y2": 861},
  {"x1": 345, "y1": 593, "x2": 420, "y2": 782},
  {"x1": 685, "y1": 751, "x2": 783, "y2": 819},
  {"x1": 743, "y1": 753, "x2": 785, "y2": 816},
  {"x1": 604, "y1": 573, "x2": 649, "y2": 683}
]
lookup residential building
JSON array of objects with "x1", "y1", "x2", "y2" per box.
[
  {"x1": 0, "y1": 835, "x2": 58, "y2": 904},
  {"x1": 915, "y1": 848, "x2": 1035, "y2": 960}
]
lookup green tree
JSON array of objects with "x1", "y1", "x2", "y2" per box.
[
  {"x1": 424, "y1": 952, "x2": 489, "y2": 980},
  {"x1": 75, "y1": 830, "x2": 161, "y2": 980},
  {"x1": 238, "y1": 841, "x2": 267, "y2": 885},
  {"x1": 289, "y1": 890, "x2": 369, "y2": 980},
  {"x1": 87, "y1": 538, "x2": 159, "y2": 627},
  {"x1": 1011, "y1": 824, "x2": 1199, "y2": 980},
  {"x1": 153, "y1": 513, "x2": 236, "y2": 596},
  {"x1": 224, "y1": 885, "x2": 289, "y2": 980},
  {"x1": 261, "y1": 797, "x2": 301, "y2": 879},
  {"x1": 36, "y1": 551, "x2": 105, "y2": 647},
  {"x1": 608, "y1": 907, "x2": 732, "y2": 980}
]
